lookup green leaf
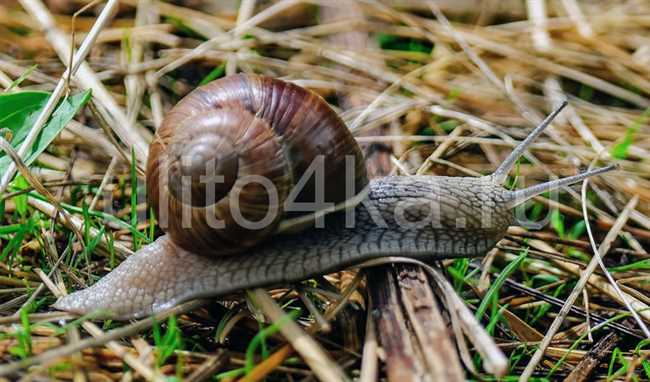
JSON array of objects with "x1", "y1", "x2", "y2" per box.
[
  {"x1": 0, "y1": 90, "x2": 92, "y2": 177},
  {"x1": 199, "y1": 63, "x2": 226, "y2": 86},
  {"x1": 130, "y1": 148, "x2": 140, "y2": 251},
  {"x1": 245, "y1": 308, "x2": 301, "y2": 374},
  {"x1": 377, "y1": 33, "x2": 433, "y2": 53},
  {"x1": 578, "y1": 84, "x2": 594, "y2": 101},
  {"x1": 610, "y1": 107, "x2": 650, "y2": 159},
  {"x1": 550, "y1": 209, "x2": 565, "y2": 238},
  {"x1": 153, "y1": 315, "x2": 183, "y2": 367},
  {"x1": 439, "y1": 119, "x2": 459, "y2": 132},
  {"x1": 9, "y1": 308, "x2": 32, "y2": 359},
  {"x1": 13, "y1": 176, "x2": 28, "y2": 218},
  {"x1": 6, "y1": 64, "x2": 37, "y2": 92},
  {"x1": 475, "y1": 249, "x2": 528, "y2": 320},
  {"x1": 567, "y1": 220, "x2": 586, "y2": 240}
]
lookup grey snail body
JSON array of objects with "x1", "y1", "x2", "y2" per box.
[{"x1": 54, "y1": 75, "x2": 615, "y2": 319}]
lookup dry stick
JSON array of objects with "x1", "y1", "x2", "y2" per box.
[
  {"x1": 0, "y1": 60, "x2": 56, "y2": 85},
  {"x1": 227, "y1": 0, "x2": 257, "y2": 75},
  {"x1": 66, "y1": 120, "x2": 120, "y2": 158},
  {"x1": 67, "y1": 0, "x2": 104, "y2": 91},
  {"x1": 526, "y1": 0, "x2": 552, "y2": 52},
  {"x1": 0, "y1": 0, "x2": 119, "y2": 195},
  {"x1": 367, "y1": 269, "x2": 425, "y2": 381},
  {"x1": 580, "y1": 188, "x2": 650, "y2": 338},
  {"x1": 19, "y1": 0, "x2": 149, "y2": 163},
  {"x1": 395, "y1": 265, "x2": 465, "y2": 381},
  {"x1": 297, "y1": 290, "x2": 331, "y2": 333},
  {"x1": 0, "y1": 312, "x2": 73, "y2": 325},
  {"x1": 89, "y1": 156, "x2": 118, "y2": 211},
  {"x1": 417, "y1": 125, "x2": 465, "y2": 175},
  {"x1": 518, "y1": 194, "x2": 645, "y2": 382},
  {"x1": 87, "y1": 100, "x2": 136, "y2": 174},
  {"x1": 138, "y1": 2, "x2": 163, "y2": 130},
  {"x1": 563, "y1": 332, "x2": 619, "y2": 382},
  {"x1": 560, "y1": 0, "x2": 593, "y2": 38},
  {"x1": 357, "y1": 257, "x2": 508, "y2": 376},
  {"x1": 125, "y1": 0, "x2": 150, "y2": 126},
  {"x1": 358, "y1": 297, "x2": 378, "y2": 382},
  {"x1": 186, "y1": 351, "x2": 229, "y2": 382},
  {"x1": 0, "y1": 69, "x2": 14, "y2": 90},
  {"x1": 322, "y1": 271, "x2": 364, "y2": 321},
  {"x1": 146, "y1": 71, "x2": 164, "y2": 129},
  {"x1": 426, "y1": 268, "x2": 508, "y2": 376},
  {"x1": 250, "y1": 289, "x2": 349, "y2": 382}
]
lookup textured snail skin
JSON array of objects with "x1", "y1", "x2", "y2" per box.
[{"x1": 54, "y1": 175, "x2": 514, "y2": 319}]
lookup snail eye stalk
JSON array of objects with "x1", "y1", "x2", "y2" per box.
[
  {"x1": 491, "y1": 101, "x2": 568, "y2": 185},
  {"x1": 505, "y1": 164, "x2": 618, "y2": 208}
]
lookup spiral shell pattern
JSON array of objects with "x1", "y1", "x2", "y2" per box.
[{"x1": 147, "y1": 74, "x2": 367, "y2": 256}]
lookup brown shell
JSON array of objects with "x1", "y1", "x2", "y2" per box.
[{"x1": 147, "y1": 74, "x2": 368, "y2": 256}]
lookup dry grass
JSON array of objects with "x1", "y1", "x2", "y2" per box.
[{"x1": 0, "y1": 0, "x2": 649, "y2": 380}]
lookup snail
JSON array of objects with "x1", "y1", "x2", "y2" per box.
[{"x1": 54, "y1": 74, "x2": 615, "y2": 319}]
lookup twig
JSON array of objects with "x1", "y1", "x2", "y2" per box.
[
  {"x1": 185, "y1": 351, "x2": 228, "y2": 382},
  {"x1": 560, "y1": 0, "x2": 593, "y2": 38},
  {"x1": 359, "y1": 297, "x2": 378, "y2": 382},
  {"x1": 357, "y1": 257, "x2": 509, "y2": 376},
  {"x1": 562, "y1": 332, "x2": 619, "y2": 382},
  {"x1": 249, "y1": 288, "x2": 349, "y2": 382},
  {"x1": 297, "y1": 289, "x2": 331, "y2": 333},
  {"x1": 526, "y1": 0, "x2": 552, "y2": 52},
  {"x1": 367, "y1": 268, "x2": 425, "y2": 380},
  {"x1": 396, "y1": 264, "x2": 465, "y2": 381}
]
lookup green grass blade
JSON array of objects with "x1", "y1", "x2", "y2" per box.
[{"x1": 475, "y1": 249, "x2": 528, "y2": 320}]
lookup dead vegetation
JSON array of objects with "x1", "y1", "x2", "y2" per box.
[{"x1": 0, "y1": 0, "x2": 649, "y2": 380}]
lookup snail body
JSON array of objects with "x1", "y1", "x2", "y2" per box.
[{"x1": 55, "y1": 75, "x2": 615, "y2": 319}]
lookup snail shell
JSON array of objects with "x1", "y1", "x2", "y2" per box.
[{"x1": 146, "y1": 74, "x2": 368, "y2": 256}]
